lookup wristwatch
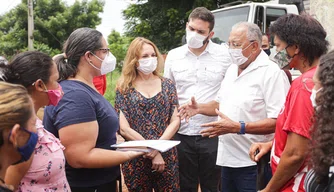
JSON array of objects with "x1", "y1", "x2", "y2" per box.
[{"x1": 238, "y1": 121, "x2": 246, "y2": 135}]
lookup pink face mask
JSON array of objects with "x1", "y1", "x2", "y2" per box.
[{"x1": 44, "y1": 84, "x2": 63, "y2": 106}]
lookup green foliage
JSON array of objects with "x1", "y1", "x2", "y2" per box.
[
  {"x1": 104, "y1": 69, "x2": 121, "y2": 106},
  {"x1": 0, "y1": 0, "x2": 104, "y2": 58},
  {"x1": 107, "y1": 29, "x2": 133, "y2": 72},
  {"x1": 122, "y1": 0, "x2": 234, "y2": 52}
]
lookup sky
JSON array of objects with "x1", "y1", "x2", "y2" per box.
[{"x1": 0, "y1": 0, "x2": 132, "y2": 38}]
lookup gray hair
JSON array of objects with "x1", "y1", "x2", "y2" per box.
[
  {"x1": 232, "y1": 22, "x2": 262, "y2": 46},
  {"x1": 55, "y1": 28, "x2": 103, "y2": 81}
]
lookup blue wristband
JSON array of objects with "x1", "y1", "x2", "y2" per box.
[{"x1": 238, "y1": 121, "x2": 245, "y2": 135}]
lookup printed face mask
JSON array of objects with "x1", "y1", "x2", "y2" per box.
[
  {"x1": 9, "y1": 128, "x2": 38, "y2": 165},
  {"x1": 274, "y1": 48, "x2": 293, "y2": 69},
  {"x1": 137, "y1": 57, "x2": 158, "y2": 75},
  {"x1": 228, "y1": 42, "x2": 253, "y2": 66},
  {"x1": 310, "y1": 87, "x2": 323, "y2": 107},
  {"x1": 90, "y1": 52, "x2": 117, "y2": 75},
  {"x1": 186, "y1": 29, "x2": 209, "y2": 49}
]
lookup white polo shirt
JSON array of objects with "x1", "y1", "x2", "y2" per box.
[
  {"x1": 215, "y1": 51, "x2": 290, "y2": 167},
  {"x1": 164, "y1": 41, "x2": 231, "y2": 135}
]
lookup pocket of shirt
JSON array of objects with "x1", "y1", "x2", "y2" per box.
[
  {"x1": 205, "y1": 66, "x2": 224, "y2": 86},
  {"x1": 173, "y1": 68, "x2": 193, "y2": 88}
]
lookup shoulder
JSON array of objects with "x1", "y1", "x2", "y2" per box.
[
  {"x1": 162, "y1": 77, "x2": 176, "y2": 86},
  {"x1": 166, "y1": 45, "x2": 187, "y2": 61}
]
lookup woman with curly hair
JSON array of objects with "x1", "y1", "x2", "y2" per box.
[
  {"x1": 249, "y1": 14, "x2": 329, "y2": 192},
  {"x1": 304, "y1": 50, "x2": 334, "y2": 192}
]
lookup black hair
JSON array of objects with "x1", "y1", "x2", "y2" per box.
[
  {"x1": 0, "y1": 51, "x2": 53, "y2": 87},
  {"x1": 270, "y1": 14, "x2": 328, "y2": 66},
  {"x1": 55, "y1": 28, "x2": 103, "y2": 81},
  {"x1": 188, "y1": 7, "x2": 215, "y2": 31},
  {"x1": 310, "y1": 50, "x2": 334, "y2": 183}
]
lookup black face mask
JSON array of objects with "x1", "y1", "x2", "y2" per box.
[{"x1": 264, "y1": 49, "x2": 271, "y2": 56}]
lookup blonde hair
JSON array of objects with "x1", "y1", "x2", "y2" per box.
[
  {"x1": 0, "y1": 82, "x2": 33, "y2": 132},
  {"x1": 117, "y1": 37, "x2": 164, "y2": 93}
]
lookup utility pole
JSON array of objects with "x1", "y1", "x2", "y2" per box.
[{"x1": 27, "y1": 0, "x2": 34, "y2": 51}]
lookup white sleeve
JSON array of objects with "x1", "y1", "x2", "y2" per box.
[
  {"x1": 263, "y1": 69, "x2": 290, "y2": 118},
  {"x1": 163, "y1": 53, "x2": 174, "y2": 82}
]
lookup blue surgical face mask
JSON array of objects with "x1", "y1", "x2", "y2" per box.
[{"x1": 9, "y1": 128, "x2": 38, "y2": 165}]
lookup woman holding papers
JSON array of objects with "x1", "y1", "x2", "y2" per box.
[
  {"x1": 43, "y1": 28, "x2": 144, "y2": 192},
  {"x1": 115, "y1": 37, "x2": 180, "y2": 191}
]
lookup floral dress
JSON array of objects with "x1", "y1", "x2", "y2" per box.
[
  {"x1": 17, "y1": 119, "x2": 70, "y2": 192},
  {"x1": 115, "y1": 77, "x2": 180, "y2": 192}
]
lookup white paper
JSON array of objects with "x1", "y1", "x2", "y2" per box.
[{"x1": 110, "y1": 140, "x2": 180, "y2": 153}]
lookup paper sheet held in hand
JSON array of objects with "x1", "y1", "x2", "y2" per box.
[{"x1": 110, "y1": 140, "x2": 180, "y2": 152}]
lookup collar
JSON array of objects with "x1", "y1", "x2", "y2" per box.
[{"x1": 237, "y1": 51, "x2": 270, "y2": 78}]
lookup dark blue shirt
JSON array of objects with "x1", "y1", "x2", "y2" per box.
[{"x1": 43, "y1": 80, "x2": 120, "y2": 187}]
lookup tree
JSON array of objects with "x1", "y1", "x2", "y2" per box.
[
  {"x1": 108, "y1": 29, "x2": 133, "y2": 72},
  {"x1": 122, "y1": 0, "x2": 235, "y2": 52},
  {"x1": 0, "y1": 0, "x2": 104, "y2": 58}
]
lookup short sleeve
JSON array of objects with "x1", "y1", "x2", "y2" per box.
[
  {"x1": 163, "y1": 53, "x2": 175, "y2": 81},
  {"x1": 282, "y1": 89, "x2": 313, "y2": 139},
  {"x1": 54, "y1": 90, "x2": 96, "y2": 130},
  {"x1": 263, "y1": 69, "x2": 290, "y2": 118}
]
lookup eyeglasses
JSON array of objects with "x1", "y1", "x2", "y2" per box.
[
  {"x1": 225, "y1": 40, "x2": 256, "y2": 49},
  {"x1": 98, "y1": 48, "x2": 110, "y2": 52}
]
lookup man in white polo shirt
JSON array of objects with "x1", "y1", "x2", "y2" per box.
[
  {"x1": 178, "y1": 22, "x2": 290, "y2": 191},
  {"x1": 164, "y1": 7, "x2": 231, "y2": 192}
]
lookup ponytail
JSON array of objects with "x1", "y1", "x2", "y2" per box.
[{"x1": 53, "y1": 54, "x2": 77, "y2": 81}]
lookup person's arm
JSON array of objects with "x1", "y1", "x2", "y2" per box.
[
  {"x1": 59, "y1": 121, "x2": 143, "y2": 169},
  {"x1": 119, "y1": 110, "x2": 146, "y2": 141},
  {"x1": 249, "y1": 141, "x2": 273, "y2": 162},
  {"x1": 163, "y1": 53, "x2": 174, "y2": 81},
  {"x1": 178, "y1": 97, "x2": 219, "y2": 122},
  {"x1": 200, "y1": 109, "x2": 276, "y2": 137},
  {"x1": 159, "y1": 107, "x2": 180, "y2": 140},
  {"x1": 4, "y1": 155, "x2": 34, "y2": 190},
  {"x1": 261, "y1": 132, "x2": 309, "y2": 192}
]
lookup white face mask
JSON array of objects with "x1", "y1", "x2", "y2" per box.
[
  {"x1": 228, "y1": 42, "x2": 253, "y2": 66},
  {"x1": 137, "y1": 57, "x2": 157, "y2": 75},
  {"x1": 89, "y1": 52, "x2": 117, "y2": 75},
  {"x1": 310, "y1": 87, "x2": 323, "y2": 107},
  {"x1": 186, "y1": 29, "x2": 208, "y2": 49}
]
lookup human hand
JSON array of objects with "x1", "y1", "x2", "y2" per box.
[
  {"x1": 200, "y1": 109, "x2": 239, "y2": 137},
  {"x1": 127, "y1": 151, "x2": 146, "y2": 160},
  {"x1": 143, "y1": 150, "x2": 158, "y2": 159},
  {"x1": 249, "y1": 142, "x2": 272, "y2": 162},
  {"x1": 151, "y1": 152, "x2": 165, "y2": 173},
  {"x1": 177, "y1": 97, "x2": 199, "y2": 122}
]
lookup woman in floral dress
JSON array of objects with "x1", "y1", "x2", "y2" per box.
[{"x1": 115, "y1": 37, "x2": 180, "y2": 191}]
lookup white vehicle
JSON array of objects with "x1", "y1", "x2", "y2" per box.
[{"x1": 211, "y1": 0, "x2": 304, "y2": 78}]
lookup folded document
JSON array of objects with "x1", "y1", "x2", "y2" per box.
[{"x1": 110, "y1": 140, "x2": 180, "y2": 153}]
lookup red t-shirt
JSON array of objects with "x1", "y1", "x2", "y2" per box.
[
  {"x1": 271, "y1": 67, "x2": 316, "y2": 191},
  {"x1": 93, "y1": 75, "x2": 107, "y2": 95}
]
